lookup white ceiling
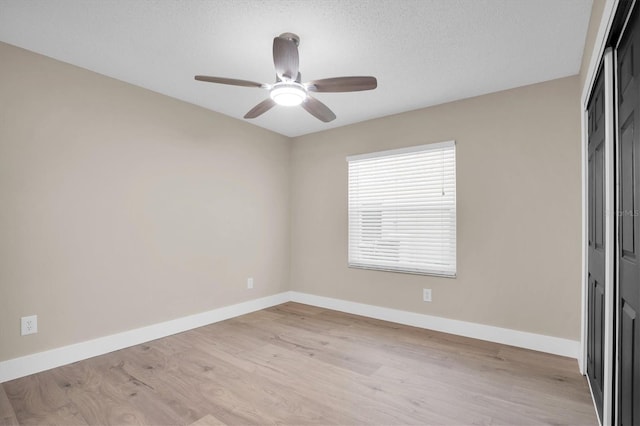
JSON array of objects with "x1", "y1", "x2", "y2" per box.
[{"x1": 0, "y1": 0, "x2": 593, "y2": 137}]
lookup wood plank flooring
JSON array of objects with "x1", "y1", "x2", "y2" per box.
[
  {"x1": 0, "y1": 384, "x2": 18, "y2": 426},
  {"x1": 0, "y1": 302, "x2": 597, "y2": 425}
]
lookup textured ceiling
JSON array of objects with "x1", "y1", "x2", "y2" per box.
[{"x1": 0, "y1": 0, "x2": 593, "y2": 137}]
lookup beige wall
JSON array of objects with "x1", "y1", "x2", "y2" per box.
[
  {"x1": 290, "y1": 76, "x2": 582, "y2": 340},
  {"x1": 0, "y1": 42, "x2": 291, "y2": 362},
  {"x1": 1, "y1": 36, "x2": 585, "y2": 364}
]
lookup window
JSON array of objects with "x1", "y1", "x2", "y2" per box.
[{"x1": 347, "y1": 141, "x2": 456, "y2": 277}]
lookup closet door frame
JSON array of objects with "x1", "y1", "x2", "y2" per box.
[
  {"x1": 584, "y1": 47, "x2": 616, "y2": 426},
  {"x1": 581, "y1": 2, "x2": 621, "y2": 425}
]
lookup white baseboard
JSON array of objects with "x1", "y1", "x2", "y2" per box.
[
  {"x1": 0, "y1": 292, "x2": 290, "y2": 383},
  {"x1": 289, "y1": 291, "x2": 580, "y2": 359},
  {"x1": 0, "y1": 290, "x2": 580, "y2": 383}
]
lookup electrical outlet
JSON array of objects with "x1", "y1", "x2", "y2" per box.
[
  {"x1": 247, "y1": 277, "x2": 254, "y2": 289},
  {"x1": 423, "y1": 289, "x2": 432, "y2": 302},
  {"x1": 21, "y1": 315, "x2": 38, "y2": 336}
]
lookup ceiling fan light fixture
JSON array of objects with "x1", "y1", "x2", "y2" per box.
[{"x1": 270, "y1": 82, "x2": 307, "y2": 106}]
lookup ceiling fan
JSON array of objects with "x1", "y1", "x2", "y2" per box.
[{"x1": 195, "y1": 32, "x2": 377, "y2": 123}]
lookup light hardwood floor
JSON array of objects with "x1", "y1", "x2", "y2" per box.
[{"x1": 0, "y1": 302, "x2": 597, "y2": 425}]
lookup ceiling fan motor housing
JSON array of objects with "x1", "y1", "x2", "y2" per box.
[{"x1": 278, "y1": 32, "x2": 300, "y2": 46}]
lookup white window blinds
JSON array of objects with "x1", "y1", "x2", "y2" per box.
[{"x1": 347, "y1": 141, "x2": 456, "y2": 277}]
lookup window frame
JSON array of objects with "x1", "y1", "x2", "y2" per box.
[{"x1": 346, "y1": 140, "x2": 457, "y2": 277}]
